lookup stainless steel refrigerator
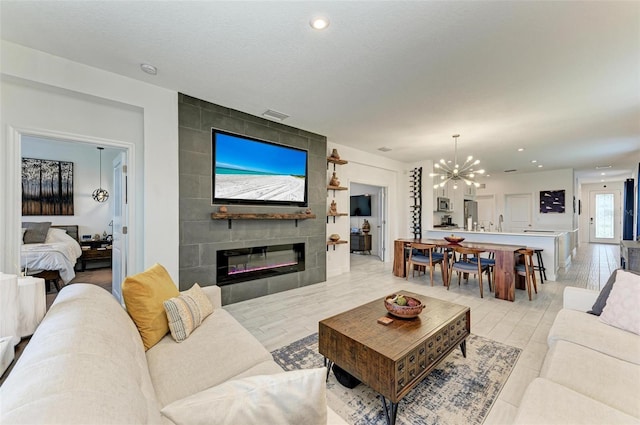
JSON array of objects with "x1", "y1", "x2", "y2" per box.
[{"x1": 464, "y1": 200, "x2": 478, "y2": 229}]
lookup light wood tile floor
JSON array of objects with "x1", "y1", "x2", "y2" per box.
[{"x1": 225, "y1": 243, "x2": 620, "y2": 425}]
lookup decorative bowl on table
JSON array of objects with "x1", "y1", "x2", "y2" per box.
[
  {"x1": 444, "y1": 235, "x2": 465, "y2": 244},
  {"x1": 384, "y1": 294, "x2": 424, "y2": 319}
]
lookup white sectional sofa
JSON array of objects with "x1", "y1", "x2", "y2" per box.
[
  {"x1": 514, "y1": 271, "x2": 640, "y2": 424},
  {"x1": 0, "y1": 283, "x2": 347, "y2": 424}
]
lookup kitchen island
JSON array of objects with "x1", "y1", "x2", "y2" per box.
[{"x1": 425, "y1": 229, "x2": 570, "y2": 281}]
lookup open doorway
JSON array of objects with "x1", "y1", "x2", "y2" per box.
[
  {"x1": 19, "y1": 134, "x2": 129, "y2": 301},
  {"x1": 349, "y1": 182, "x2": 386, "y2": 262}
]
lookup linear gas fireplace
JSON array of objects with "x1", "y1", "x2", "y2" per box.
[{"x1": 216, "y1": 243, "x2": 305, "y2": 285}]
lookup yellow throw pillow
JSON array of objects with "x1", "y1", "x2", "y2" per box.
[
  {"x1": 122, "y1": 263, "x2": 180, "y2": 350},
  {"x1": 164, "y1": 283, "x2": 214, "y2": 342}
]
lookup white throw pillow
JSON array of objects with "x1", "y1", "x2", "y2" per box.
[
  {"x1": 45, "y1": 227, "x2": 68, "y2": 243},
  {"x1": 599, "y1": 270, "x2": 640, "y2": 335},
  {"x1": 160, "y1": 368, "x2": 327, "y2": 425}
]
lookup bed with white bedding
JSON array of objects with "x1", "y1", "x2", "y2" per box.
[{"x1": 21, "y1": 225, "x2": 82, "y2": 285}]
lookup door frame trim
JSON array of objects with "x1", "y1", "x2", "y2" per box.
[{"x1": 3, "y1": 125, "x2": 136, "y2": 281}]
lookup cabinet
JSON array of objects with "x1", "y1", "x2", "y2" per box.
[
  {"x1": 463, "y1": 184, "x2": 476, "y2": 199},
  {"x1": 79, "y1": 240, "x2": 112, "y2": 271},
  {"x1": 433, "y1": 181, "x2": 452, "y2": 211},
  {"x1": 350, "y1": 234, "x2": 371, "y2": 254}
]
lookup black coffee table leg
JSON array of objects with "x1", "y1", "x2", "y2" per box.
[
  {"x1": 460, "y1": 339, "x2": 467, "y2": 358},
  {"x1": 381, "y1": 396, "x2": 398, "y2": 425},
  {"x1": 323, "y1": 358, "x2": 334, "y2": 381}
]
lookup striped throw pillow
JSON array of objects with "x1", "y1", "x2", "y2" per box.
[{"x1": 163, "y1": 283, "x2": 214, "y2": 342}]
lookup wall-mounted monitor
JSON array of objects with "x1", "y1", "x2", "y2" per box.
[
  {"x1": 350, "y1": 195, "x2": 372, "y2": 216},
  {"x1": 212, "y1": 129, "x2": 308, "y2": 207}
]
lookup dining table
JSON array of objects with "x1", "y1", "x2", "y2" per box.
[{"x1": 393, "y1": 238, "x2": 526, "y2": 302}]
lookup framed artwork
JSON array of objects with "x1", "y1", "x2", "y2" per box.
[
  {"x1": 540, "y1": 189, "x2": 565, "y2": 214},
  {"x1": 22, "y1": 158, "x2": 74, "y2": 216}
]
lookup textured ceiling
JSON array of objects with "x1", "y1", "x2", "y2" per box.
[{"x1": 1, "y1": 1, "x2": 639, "y2": 183}]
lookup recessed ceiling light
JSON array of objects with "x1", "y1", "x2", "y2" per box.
[
  {"x1": 595, "y1": 165, "x2": 612, "y2": 169},
  {"x1": 518, "y1": 148, "x2": 525, "y2": 152},
  {"x1": 310, "y1": 17, "x2": 330, "y2": 30},
  {"x1": 600, "y1": 172, "x2": 606, "y2": 176},
  {"x1": 538, "y1": 164, "x2": 543, "y2": 168},
  {"x1": 140, "y1": 63, "x2": 157, "y2": 75},
  {"x1": 531, "y1": 160, "x2": 537, "y2": 163}
]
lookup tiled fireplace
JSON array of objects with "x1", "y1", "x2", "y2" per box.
[{"x1": 178, "y1": 93, "x2": 327, "y2": 305}]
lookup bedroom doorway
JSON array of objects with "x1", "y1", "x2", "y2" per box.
[{"x1": 18, "y1": 132, "x2": 131, "y2": 301}]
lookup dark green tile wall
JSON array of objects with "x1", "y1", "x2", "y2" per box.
[{"x1": 178, "y1": 94, "x2": 327, "y2": 304}]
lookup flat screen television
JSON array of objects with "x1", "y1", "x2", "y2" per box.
[
  {"x1": 212, "y1": 129, "x2": 308, "y2": 207},
  {"x1": 350, "y1": 195, "x2": 372, "y2": 216}
]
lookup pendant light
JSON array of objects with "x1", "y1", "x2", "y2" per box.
[
  {"x1": 429, "y1": 134, "x2": 485, "y2": 190},
  {"x1": 92, "y1": 147, "x2": 109, "y2": 202}
]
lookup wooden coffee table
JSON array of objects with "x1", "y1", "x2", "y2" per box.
[{"x1": 319, "y1": 291, "x2": 470, "y2": 425}]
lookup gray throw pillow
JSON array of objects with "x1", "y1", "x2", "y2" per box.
[
  {"x1": 22, "y1": 221, "x2": 52, "y2": 244},
  {"x1": 588, "y1": 269, "x2": 640, "y2": 315}
]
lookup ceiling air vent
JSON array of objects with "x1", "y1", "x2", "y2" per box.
[
  {"x1": 262, "y1": 109, "x2": 290, "y2": 121},
  {"x1": 378, "y1": 146, "x2": 392, "y2": 152},
  {"x1": 504, "y1": 169, "x2": 517, "y2": 173}
]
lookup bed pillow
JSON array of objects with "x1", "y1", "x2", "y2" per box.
[
  {"x1": 160, "y1": 368, "x2": 327, "y2": 425},
  {"x1": 45, "y1": 227, "x2": 68, "y2": 243},
  {"x1": 122, "y1": 263, "x2": 180, "y2": 350},
  {"x1": 164, "y1": 283, "x2": 214, "y2": 342},
  {"x1": 22, "y1": 222, "x2": 52, "y2": 244}
]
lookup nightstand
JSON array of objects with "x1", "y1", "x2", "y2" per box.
[{"x1": 79, "y1": 240, "x2": 112, "y2": 271}]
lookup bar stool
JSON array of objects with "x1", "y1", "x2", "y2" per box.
[
  {"x1": 530, "y1": 247, "x2": 547, "y2": 283},
  {"x1": 516, "y1": 248, "x2": 538, "y2": 301}
]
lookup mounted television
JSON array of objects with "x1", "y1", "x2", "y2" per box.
[
  {"x1": 350, "y1": 195, "x2": 372, "y2": 216},
  {"x1": 212, "y1": 129, "x2": 308, "y2": 207}
]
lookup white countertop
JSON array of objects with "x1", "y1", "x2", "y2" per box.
[{"x1": 428, "y1": 229, "x2": 566, "y2": 237}]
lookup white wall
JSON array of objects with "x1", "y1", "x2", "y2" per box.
[
  {"x1": 326, "y1": 142, "x2": 407, "y2": 276},
  {"x1": 21, "y1": 136, "x2": 122, "y2": 238},
  {"x1": 0, "y1": 41, "x2": 179, "y2": 282},
  {"x1": 473, "y1": 168, "x2": 577, "y2": 231}
]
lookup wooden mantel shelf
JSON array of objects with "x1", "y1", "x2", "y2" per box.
[{"x1": 211, "y1": 212, "x2": 316, "y2": 229}]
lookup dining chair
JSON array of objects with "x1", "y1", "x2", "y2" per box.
[
  {"x1": 406, "y1": 242, "x2": 444, "y2": 286},
  {"x1": 448, "y1": 246, "x2": 491, "y2": 298},
  {"x1": 515, "y1": 248, "x2": 538, "y2": 300},
  {"x1": 468, "y1": 251, "x2": 494, "y2": 286}
]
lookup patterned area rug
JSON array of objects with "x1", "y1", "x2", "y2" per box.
[{"x1": 271, "y1": 333, "x2": 521, "y2": 425}]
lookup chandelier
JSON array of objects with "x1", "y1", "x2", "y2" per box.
[
  {"x1": 430, "y1": 134, "x2": 484, "y2": 190},
  {"x1": 92, "y1": 147, "x2": 109, "y2": 202}
]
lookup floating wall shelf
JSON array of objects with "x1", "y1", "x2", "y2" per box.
[{"x1": 326, "y1": 240, "x2": 348, "y2": 251}]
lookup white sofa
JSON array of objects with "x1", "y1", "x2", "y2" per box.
[
  {"x1": 0, "y1": 283, "x2": 347, "y2": 424},
  {"x1": 514, "y1": 279, "x2": 640, "y2": 424}
]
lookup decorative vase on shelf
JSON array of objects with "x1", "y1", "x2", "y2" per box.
[
  {"x1": 329, "y1": 234, "x2": 341, "y2": 242},
  {"x1": 362, "y1": 220, "x2": 371, "y2": 234},
  {"x1": 330, "y1": 148, "x2": 340, "y2": 159},
  {"x1": 329, "y1": 200, "x2": 338, "y2": 214},
  {"x1": 329, "y1": 172, "x2": 340, "y2": 187}
]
